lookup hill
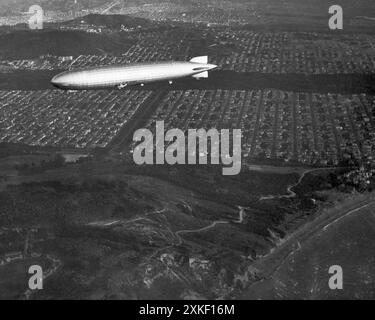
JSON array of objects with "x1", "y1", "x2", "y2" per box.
[
  {"x1": 0, "y1": 29, "x2": 136, "y2": 59},
  {"x1": 60, "y1": 13, "x2": 163, "y2": 29}
]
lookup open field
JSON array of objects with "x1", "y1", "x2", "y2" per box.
[{"x1": 0, "y1": 160, "x2": 302, "y2": 299}]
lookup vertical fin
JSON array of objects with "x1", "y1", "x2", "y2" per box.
[{"x1": 190, "y1": 56, "x2": 208, "y2": 64}]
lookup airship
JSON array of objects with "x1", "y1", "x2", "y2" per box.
[{"x1": 51, "y1": 56, "x2": 217, "y2": 90}]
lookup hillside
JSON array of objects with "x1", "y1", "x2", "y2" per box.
[
  {"x1": 0, "y1": 162, "x2": 300, "y2": 299},
  {"x1": 60, "y1": 13, "x2": 163, "y2": 29},
  {"x1": 0, "y1": 29, "x2": 136, "y2": 59}
]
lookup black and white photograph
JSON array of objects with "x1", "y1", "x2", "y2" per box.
[{"x1": 0, "y1": 0, "x2": 374, "y2": 306}]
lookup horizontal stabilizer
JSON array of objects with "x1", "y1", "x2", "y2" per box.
[
  {"x1": 193, "y1": 71, "x2": 208, "y2": 79},
  {"x1": 190, "y1": 56, "x2": 208, "y2": 64}
]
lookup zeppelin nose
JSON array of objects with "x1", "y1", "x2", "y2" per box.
[{"x1": 51, "y1": 74, "x2": 64, "y2": 88}]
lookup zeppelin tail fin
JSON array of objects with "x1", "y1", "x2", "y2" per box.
[
  {"x1": 192, "y1": 71, "x2": 208, "y2": 79},
  {"x1": 190, "y1": 56, "x2": 208, "y2": 64}
]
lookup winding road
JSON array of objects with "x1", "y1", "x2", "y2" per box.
[
  {"x1": 260, "y1": 167, "x2": 338, "y2": 201},
  {"x1": 174, "y1": 206, "x2": 246, "y2": 245},
  {"x1": 143, "y1": 206, "x2": 247, "y2": 262}
]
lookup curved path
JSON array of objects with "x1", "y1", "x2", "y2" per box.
[
  {"x1": 260, "y1": 167, "x2": 338, "y2": 201},
  {"x1": 144, "y1": 206, "x2": 247, "y2": 262},
  {"x1": 174, "y1": 206, "x2": 246, "y2": 245}
]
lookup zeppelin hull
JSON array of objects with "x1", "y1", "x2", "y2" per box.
[{"x1": 51, "y1": 61, "x2": 218, "y2": 90}]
